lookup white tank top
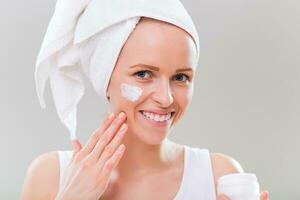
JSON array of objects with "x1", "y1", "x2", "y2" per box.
[{"x1": 57, "y1": 145, "x2": 217, "y2": 200}]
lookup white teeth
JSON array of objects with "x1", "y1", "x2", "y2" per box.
[{"x1": 141, "y1": 111, "x2": 172, "y2": 122}]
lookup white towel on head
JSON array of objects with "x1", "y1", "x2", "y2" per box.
[{"x1": 35, "y1": 0, "x2": 200, "y2": 141}]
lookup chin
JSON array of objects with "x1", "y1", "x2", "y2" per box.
[{"x1": 137, "y1": 130, "x2": 168, "y2": 146}]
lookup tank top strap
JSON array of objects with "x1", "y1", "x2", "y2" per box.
[
  {"x1": 177, "y1": 145, "x2": 217, "y2": 200},
  {"x1": 57, "y1": 150, "x2": 73, "y2": 189}
]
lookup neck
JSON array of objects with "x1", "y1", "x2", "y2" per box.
[{"x1": 113, "y1": 130, "x2": 182, "y2": 180}]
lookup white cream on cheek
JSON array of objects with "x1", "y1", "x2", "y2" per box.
[{"x1": 120, "y1": 83, "x2": 143, "y2": 102}]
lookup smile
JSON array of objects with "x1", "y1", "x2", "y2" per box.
[{"x1": 138, "y1": 110, "x2": 175, "y2": 127}]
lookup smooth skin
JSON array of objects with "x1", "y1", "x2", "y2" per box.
[{"x1": 21, "y1": 17, "x2": 269, "y2": 199}]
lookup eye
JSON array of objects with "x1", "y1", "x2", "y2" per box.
[
  {"x1": 133, "y1": 70, "x2": 152, "y2": 80},
  {"x1": 173, "y1": 73, "x2": 190, "y2": 83}
]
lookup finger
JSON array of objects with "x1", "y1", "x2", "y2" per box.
[
  {"x1": 260, "y1": 191, "x2": 269, "y2": 200},
  {"x1": 217, "y1": 194, "x2": 231, "y2": 200},
  {"x1": 72, "y1": 139, "x2": 82, "y2": 153},
  {"x1": 71, "y1": 139, "x2": 82, "y2": 159},
  {"x1": 97, "y1": 123, "x2": 127, "y2": 166},
  {"x1": 77, "y1": 113, "x2": 115, "y2": 157},
  {"x1": 101, "y1": 144, "x2": 126, "y2": 181},
  {"x1": 87, "y1": 112, "x2": 126, "y2": 161}
]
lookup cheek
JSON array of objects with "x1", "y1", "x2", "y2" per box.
[
  {"x1": 187, "y1": 86, "x2": 194, "y2": 104},
  {"x1": 110, "y1": 82, "x2": 145, "y2": 113},
  {"x1": 174, "y1": 86, "x2": 193, "y2": 107},
  {"x1": 120, "y1": 83, "x2": 143, "y2": 102}
]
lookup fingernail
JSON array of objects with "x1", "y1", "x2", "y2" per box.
[
  {"x1": 120, "y1": 123, "x2": 127, "y2": 131},
  {"x1": 118, "y1": 112, "x2": 125, "y2": 119},
  {"x1": 118, "y1": 144, "x2": 125, "y2": 152},
  {"x1": 108, "y1": 112, "x2": 114, "y2": 120}
]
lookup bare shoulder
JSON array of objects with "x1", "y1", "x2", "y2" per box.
[
  {"x1": 20, "y1": 151, "x2": 60, "y2": 200},
  {"x1": 210, "y1": 152, "x2": 245, "y2": 190}
]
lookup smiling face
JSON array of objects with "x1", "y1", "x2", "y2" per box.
[{"x1": 106, "y1": 17, "x2": 197, "y2": 144}]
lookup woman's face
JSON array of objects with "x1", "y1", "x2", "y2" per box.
[{"x1": 106, "y1": 18, "x2": 197, "y2": 144}]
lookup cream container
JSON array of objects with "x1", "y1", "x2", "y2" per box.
[{"x1": 217, "y1": 173, "x2": 260, "y2": 200}]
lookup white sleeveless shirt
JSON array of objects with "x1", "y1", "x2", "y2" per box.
[{"x1": 57, "y1": 145, "x2": 217, "y2": 200}]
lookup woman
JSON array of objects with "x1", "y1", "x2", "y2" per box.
[{"x1": 21, "y1": 1, "x2": 269, "y2": 200}]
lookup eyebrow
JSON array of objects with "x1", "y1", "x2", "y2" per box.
[{"x1": 129, "y1": 64, "x2": 193, "y2": 73}]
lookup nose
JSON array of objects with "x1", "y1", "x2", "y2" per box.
[{"x1": 151, "y1": 78, "x2": 174, "y2": 107}]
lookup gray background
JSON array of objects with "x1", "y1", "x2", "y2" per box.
[{"x1": 1, "y1": 0, "x2": 299, "y2": 199}]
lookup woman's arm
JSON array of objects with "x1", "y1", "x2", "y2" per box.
[
  {"x1": 210, "y1": 153, "x2": 269, "y2": 200},
  {"x1": 210, "y1": 152, "x2": 244, "y2": 190},
  {"x1": 20, "y1": 151, "x2": 60, "y2": 200}
]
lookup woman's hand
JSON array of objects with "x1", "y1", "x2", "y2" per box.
[
  {"x1": 55, "y1": 112, "x2": 128, "y2": 200},
  {"x1": 217, "y1": 191, "x2": 269, "y2": 200}
]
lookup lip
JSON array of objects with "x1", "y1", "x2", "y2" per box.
[
  {"x1": 138, "y1": 110, "x2": 175, "y2": 127},
  {"x1": 140, "y1": 109, "x2": 175, "y2": 115}
]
